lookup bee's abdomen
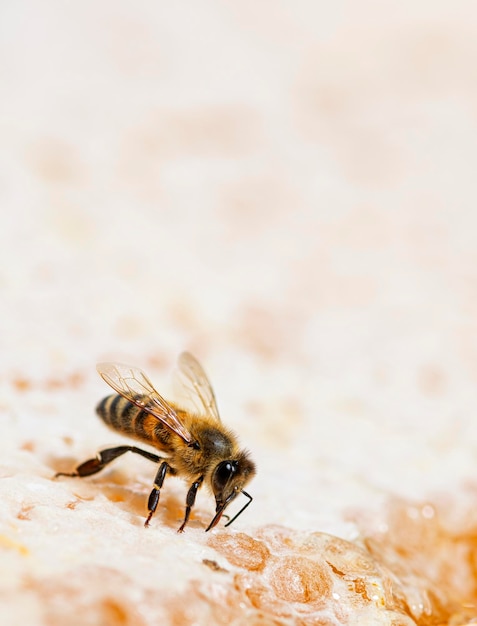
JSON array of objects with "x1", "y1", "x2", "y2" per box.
[{"x1": 96, "y1": 394, "x2": 162, "y2": 446}]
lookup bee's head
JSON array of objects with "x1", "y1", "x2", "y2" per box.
[{"x1": 206, "y1": 451, "x2": 256, "y2": 531}]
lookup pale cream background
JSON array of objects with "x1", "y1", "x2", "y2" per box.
[{"x1": 1, "y1": 2, "x2": 477, "y2": 624}]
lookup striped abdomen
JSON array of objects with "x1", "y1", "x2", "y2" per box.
[{"x1": 96, "y1": 394, "x2": 173, "y2": 451}]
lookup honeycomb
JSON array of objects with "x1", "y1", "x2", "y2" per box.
[{"x1": 204, "y1": 500, "x2": 477, "y2": 625}]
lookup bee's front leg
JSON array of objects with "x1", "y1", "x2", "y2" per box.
[
  {"x1": 178, "y1": 477, "x2": 204, "y2": 533},
  {"x1": 145, "y1": 461, "x2": 170, "y2": 527}
]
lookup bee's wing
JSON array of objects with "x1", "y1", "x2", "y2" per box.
[
  {"x1": 173, "y1": 352, "x2": 221, "y2": 422},
  {"x1": 96, "y1": 362, "x2": 193, "y2": 444}
]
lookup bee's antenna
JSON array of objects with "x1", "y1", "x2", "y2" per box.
[{"x1": 223, "y1": 490, "x2": 253, "y2": 528}]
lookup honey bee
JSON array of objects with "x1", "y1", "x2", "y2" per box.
[{"x1": 57, "y1": 352, "x2": 256, "y2": 532}]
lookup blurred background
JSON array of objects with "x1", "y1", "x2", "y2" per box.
[{"x1": 2, "y1": 1, "x2": 477, "y2": 529}]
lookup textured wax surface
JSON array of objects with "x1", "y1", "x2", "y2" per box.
[{"x1": 2, "y1": 2, "x2": 477, "y2": 624}]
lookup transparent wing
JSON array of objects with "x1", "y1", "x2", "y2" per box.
[
  {"x1": 174, "y1": 352, "x2": 221, "y2": 422},
  {"x1": 96, "y1": 362, "x2": 193, "y2": 444}
]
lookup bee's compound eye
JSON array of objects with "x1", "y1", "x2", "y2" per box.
[{"x1": 212, "y1": 461, "x2": 235, "y2": 492}]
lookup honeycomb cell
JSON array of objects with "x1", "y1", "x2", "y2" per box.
[
  {"x1": 320, "y1": 535, "x2": 380, "y2": 579},
  {"x1": 270, "y1": 556, "x2": 332, "y2": 605},
  {"x1": 243, "y1": 580, "x2": 295, "y2": 619},
  {"x1": 255, "y1": 524, "x2": 296, "y2": 552},
  {"x1": 208, "y1": 532, "x2": 270, "y2": 571}
]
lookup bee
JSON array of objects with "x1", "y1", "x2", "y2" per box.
[{"x1": 57, "y1": 352, "x2": 256, "y2": 532}]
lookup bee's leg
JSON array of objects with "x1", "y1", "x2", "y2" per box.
[
  {"x1": 178, "y1": 476, "x2": 204, "y2": 533},
  {"x1": 145, "y1": 461, "x2": 170, "y2": 527},
  {"x1": 55, "y1": 446, "x2": 162, "y2": 478}
]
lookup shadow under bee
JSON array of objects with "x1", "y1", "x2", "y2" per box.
[{"x1": 100, "y1": 482, "x2": 208, "y2": 530}]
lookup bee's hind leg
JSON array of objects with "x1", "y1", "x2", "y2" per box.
[{"x1": 55, "y1": 445, "x2": 162, "y2": 478}]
